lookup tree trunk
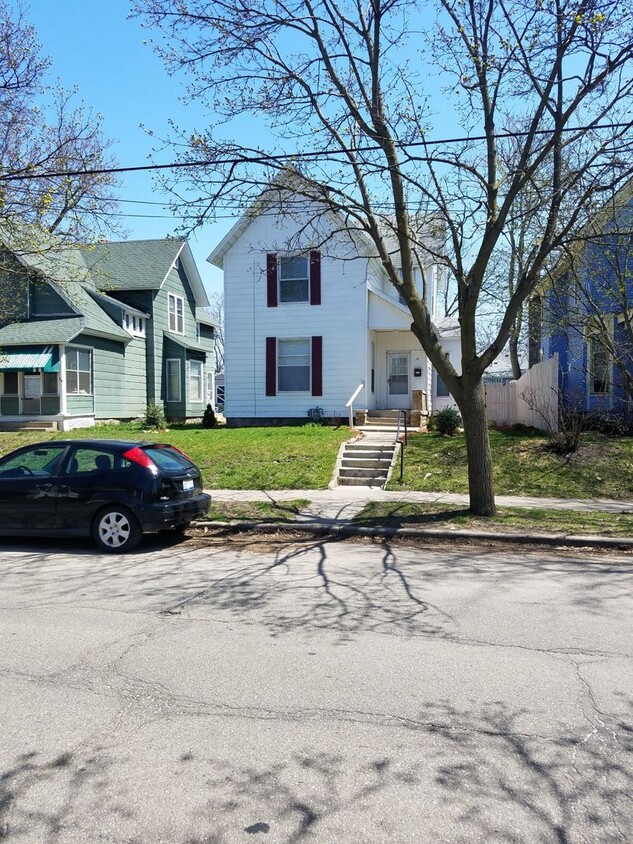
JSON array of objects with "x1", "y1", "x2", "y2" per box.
[
  {"x1": 456, "y1": 380, "x2": 496, "y2": 516},
  {"x1": 509, "y1": 332, "x2": 522, "y2": 380}
]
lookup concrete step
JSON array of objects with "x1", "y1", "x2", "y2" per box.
[
  {"x1": 366, "y1": 409, "x2": 403, "y2": 418},
  {"x1": 343, "y1": 447, "x2": 395, "y2": 457},
  {"x1": 341, "y1": 457, "x2": 392, "y2": 469},
  {"x1": 339, "y1": 464, "x2": 389, "y2": 477},
  {"x1": 357, "y1": 425, "x2": 417, "y2": 434},
  {"x1": 338, "y1": 475, "x2": 388, "y2": 487},
  {"x1": 0, "y1": 421, "x2": 57, "y2": 431}
]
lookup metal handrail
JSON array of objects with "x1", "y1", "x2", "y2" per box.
[
  {"x1": 345, "y1": 382, "x2": 365, "y2": 428},
  {"x1": 397, "y1": 409, "x2": 408, "y2": 481}
]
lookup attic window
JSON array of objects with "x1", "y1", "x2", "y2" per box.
[
  {"x1": 123, "y1": 311, "x2": 146, "y2": 337},
  {"x1": 168, "y1": 293, "x2": 185, "y2": 334}
]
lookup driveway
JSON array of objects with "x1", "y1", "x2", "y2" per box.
[{"x1": 0, "y1": 534, "x2": 631, "y2": 843}]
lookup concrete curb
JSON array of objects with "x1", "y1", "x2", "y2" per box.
[{"x1": 192, "y1": 519, "x2": 633, "y2": 551}]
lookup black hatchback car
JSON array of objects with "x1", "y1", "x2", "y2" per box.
[{"x1": 0, "y1": 439, "x2": 210, "y2": 552}]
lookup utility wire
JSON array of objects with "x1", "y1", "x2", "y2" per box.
[{"x1": 1, "y1": 121, "x2": 630, "y2": 182}]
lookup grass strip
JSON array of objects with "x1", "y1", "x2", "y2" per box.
[
  {"x1": 353, "y1": 501, "x2": 633, "y2": 538},
  {"x1": 205, "y1": 499, "x2": 311, "y2": 523}
]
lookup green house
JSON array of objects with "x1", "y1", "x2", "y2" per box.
[{"x1": 0, "y1": 234, "x2": 217, "y2": 430}]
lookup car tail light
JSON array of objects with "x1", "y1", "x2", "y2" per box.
[{"x1": 123, "y1": 447, "x2": 156, "y2": 469}]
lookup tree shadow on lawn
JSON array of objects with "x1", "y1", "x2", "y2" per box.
[
  {"x1": 1, "y1": 699, "x2": 629, "y2": 843},
  {"x1": 354, "y1": 502, "x2": 471, "y2": 528}
]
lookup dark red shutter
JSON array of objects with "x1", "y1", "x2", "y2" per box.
[
  {"x1": 311, "y1": 336, "x2": 322, "y2": 396},
  {"x1": 309, "y1": 251, "x2": 321, "y2": 305},
  {"x1": 265, "y1": 337, "x2": 277, "y2": 396},
  {"x1": 266, "y1": 254, "x2": 278, "y2": 307}
]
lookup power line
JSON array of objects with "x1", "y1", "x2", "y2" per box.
[{"x1": 1, "y1": 121, "x2": 630, "y2": 183}]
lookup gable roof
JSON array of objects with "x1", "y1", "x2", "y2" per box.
[
  {"x1": 537, "y1": 179, "x2": 633, "y2": 294},
  {"x1": 82, "y1": 238, "x2": 186, "y2": 291},
  {"x1": 82, "y1": 238, "x2": 209, "y2": 306}
]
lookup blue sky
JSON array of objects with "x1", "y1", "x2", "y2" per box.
[{"x1": 18, "y1": 0, "x2": 228, "y2": 296}]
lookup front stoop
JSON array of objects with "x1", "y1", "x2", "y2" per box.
[
  {"x1": 336, "y1": 441, "x2": 399, "y2": 487},
  {"x1": 0, "y1": 420, "x2": 58, "y2": 432},
  {"x1": 355, "y1": 408, "x2": 425, "y2": 432}
]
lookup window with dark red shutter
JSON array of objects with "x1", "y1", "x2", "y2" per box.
[
  {"x1": 266, "y1": 254, "x2": 278, "y2": 307},
  {"x1": 309, "y1": 251, "x2": 321, "y2": 305},
  {"x1": 311, "y1": 336, "x2": 322, "y2": 396},
  {"x1": 265, "y1": 337, "x2": 277, "y2": 395}
]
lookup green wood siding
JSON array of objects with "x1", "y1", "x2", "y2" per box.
[
  {"x1": 0, "y1": 396, "x2": 19, "y2": 415},
  {"x1": 41, "y1": 396, "x2": 60, "y2": 414},
  {"x1": 67, "y1": 394, "x2": 94, "y2": 415},
  {"x1": 70, "y1": 334, "x2": 147, "y2": 420}
]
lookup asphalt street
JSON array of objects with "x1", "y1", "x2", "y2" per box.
[{"x1": 0, "y1": 533, "x2": 631, "y2": 843}]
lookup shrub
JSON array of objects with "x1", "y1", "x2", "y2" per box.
[
  {"x1": 426, "y1": 412, "x2": 436, "y2": 432},
  {"x1": 202, "y1": 404, "x2": 217, "y2": 428},
  {"x1": 435, "y1": 406, "x2": 462, "y2": 437},
  {"x1": 144, "y1": 400, "x2": 166, "y2": 430},
  {"x1": 306, "y1": 406, "x2": 325, "y2": 424}
]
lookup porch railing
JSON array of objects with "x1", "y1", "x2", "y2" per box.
[
  {"x1": 345, "y1": 382, "x2": 365, "y2": 428},
  {"x1": 396, "y1": 409, "x2": 409, "y2": 481}
]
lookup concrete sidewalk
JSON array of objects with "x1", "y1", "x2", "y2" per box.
[{"x1": 208, "y1": 486, "x2": 633, "y2": 524}]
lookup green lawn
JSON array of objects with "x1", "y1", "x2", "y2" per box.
[
  {"x1": 0, "y1": 423, "x2": 352, "y2": 489},
  {"x1": 388, "y1": 429, "x2": 633, "y2": 500},
  {"x1": 1, "y1": 423, "x2": 632, "y2": 501}
]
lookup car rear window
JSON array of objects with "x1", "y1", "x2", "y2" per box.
[{"x1": 143, "y1": 446, "x2": 194, "y2": 471}]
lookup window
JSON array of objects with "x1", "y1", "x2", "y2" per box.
[
  {"x1": 65, "y1": 447, "x2": 116, "y2": 475},
  {"x1": 436, "y1": 352, "x2": 450, "y2": 397},
  {"x1": 279, "y1": 256, "x2": 309, "y2": 303},
  {"x1": 166, "y1": 359, "x2": 181, "y2": 402},
  {"x1": 589, "y1": 335, "x2": 610, "y2": 394},
  {"x1": 3, "y1": 372, "x2": 18, "y2": 395},
  {"x1": 278, "y1": 338, "x2": 310, "y2": 391},
  {"x1": 66, "y1": 348, "x2": 92, "y2": 395},
  {"x1": 0, "y1": 445, "x2": 67, "y2": 478},
  {"x1": 124, "y1": 312, "x2": 146, "y2": 337},
  {"x1": 42, "y1": 372, "x2": 58, "y2": 395},
  {"x1": 189, "y1": 360, "x2": 203, "y2": 402},
  {"x1": 168, "y1": 293, "x2": 185, "y2": 334}
]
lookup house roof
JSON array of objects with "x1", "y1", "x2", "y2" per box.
[
  {"x1": 536, "y1": 179, "x2": 633, "y2": 293},
  {"x1": 82, "y1": 238, "x2": 187, "y2": 291},
  {"x1": 0, "y1": 318, "x2": 84, "y2": 345},
  {"x1": 81, "y1": 239, "x2": 209, "y2": 306},
  {"x1": 0, "y1": 229, "x2": 210, "y2": 345}
]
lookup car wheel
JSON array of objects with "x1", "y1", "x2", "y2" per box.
[{"x1": 93, "y1": 506, "x2": 142, "y2": 553}]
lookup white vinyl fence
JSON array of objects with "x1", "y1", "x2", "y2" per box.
[{"x1": 485, "y1": 355, "x2": 559, "y2": 433}]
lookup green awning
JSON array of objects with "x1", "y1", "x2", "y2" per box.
[{"x1": 0, "y1": 345, "x2": 60, "y2": 372}]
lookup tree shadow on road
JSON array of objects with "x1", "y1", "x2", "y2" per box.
[{"x1": 1, "y1": 698, "x2": 630, "y2": 842}]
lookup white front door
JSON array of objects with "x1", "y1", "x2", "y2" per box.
[{"x1": 387, "y1": 352, "x2": 410, "y2": 409}]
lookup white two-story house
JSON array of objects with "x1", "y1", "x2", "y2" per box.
[{"x1": 208, "y1": 184, "x2": 460, "y2": 426}]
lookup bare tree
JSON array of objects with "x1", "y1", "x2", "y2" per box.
[
  {"x1": 0, "y1": 2, "x2": 121, "y2": 245},
  {"x1": 135, "y1": 0, "x2": 633, "y2": 515},
  {"x1": 208, "y1": 291, "x2": 225, "y2": 373}
]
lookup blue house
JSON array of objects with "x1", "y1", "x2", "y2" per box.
[{"x1": 536, "y1": 188, "x2": 633, "y2": 422}]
